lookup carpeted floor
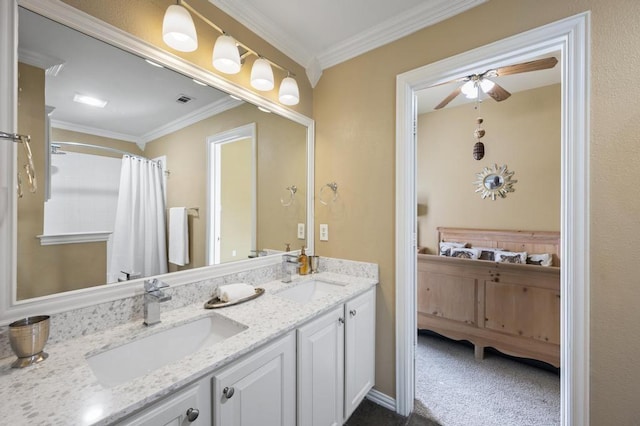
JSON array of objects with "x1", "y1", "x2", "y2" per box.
[{"x1": 414, "y1": 332, "x2": 560, "y2": 426}]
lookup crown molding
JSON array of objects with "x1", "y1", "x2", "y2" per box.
[
  {"x1": 317, "y1": 0, "x2": 488, "y2": 70},
  {"x1": 50, "y1": 119, "x2": 141, "y2": 144},
  {"x1": 18, "y1": 47, "x2": 65, "y2": 76},
  {"x1": 209, "y1": 0, "x2": 487, "y2": 84},
  {"x1": 140, "y1": 96, "x2": 243, "y2": 144}
]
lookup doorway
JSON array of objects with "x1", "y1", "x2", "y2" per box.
[
  {"x1": 206, "y1": 123, "x2": 256, "y2": 265},
  {"x1": 395, "y1": 13, "x2": 590, "y2": 424}
]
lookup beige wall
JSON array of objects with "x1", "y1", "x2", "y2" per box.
[
  {"x1": 60, "y1": 0, "x2": 312, "y2": 117},
  {"x1": 145, "y1": 102, "x2": 307, "y2": 271},
  {"x1": 418, "y1": 84, "x2": 561, "y2": 252},
  {"x1": 314, "y1": 0, "x2": 640, "y2": 422},
  {"x1": 220, "y1": 138, "x2": 252, "y2": 263}
]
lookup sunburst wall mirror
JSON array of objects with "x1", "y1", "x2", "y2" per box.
[{"x1": 473, "y1": 164, "x2": 517, "y2": 200}]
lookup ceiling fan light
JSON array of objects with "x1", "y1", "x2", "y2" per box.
[
  {"x1": 162, "y1": 5, "x2": 198, "y2": 52},
  {"x1": 278, "y1": 76, "x2": 299, "y2": 105},
  {"x1": 213, "y1": 35, "x2": 241, "y2": 74},
  {"x1": 480, "y1": 78, "x2": 495, "y2": 93},
  {"x1": 251, "y1": 58, "x2": 274, "y2": 91},
  {"x1": 461, "y1": 80, "x2": 478, "y2": 99}
]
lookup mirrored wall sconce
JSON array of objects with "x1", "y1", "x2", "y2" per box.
[
  {"x1": 1, "y1": 131, "x2": 37, "y2": 198},
  {"x1": 319, "y1": 182, "x2": 339, "y2": 205},
  {"x1": 281, "y1": 185, "x2": 297, "y2": 207},
  {"x1": 162, "y1": 0, "x2": 300, "y2": 106}
]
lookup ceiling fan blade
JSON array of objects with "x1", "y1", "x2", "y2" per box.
[
  {"x1": 493, "y1": 57, "x2": 558, "y2": 77},
  {"x1": 434, "y1": 87, "x2": 462, "y2": 110},
  {"x1": 485, "y1": 81, "x2": 511, "y2": 102}
]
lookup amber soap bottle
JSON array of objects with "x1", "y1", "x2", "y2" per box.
[{"x1": 298, "y1": 247, "x2": 309, "y2": 275}]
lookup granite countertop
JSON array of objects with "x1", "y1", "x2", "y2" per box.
[{"x1": 0, "y1": 272, "x2": 376, "y2": 426}]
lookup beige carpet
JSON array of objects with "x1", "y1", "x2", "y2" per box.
[{"x1": 414, "y1": 332, "x2": 560, "y2": 426}]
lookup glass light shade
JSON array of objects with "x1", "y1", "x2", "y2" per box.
[
  {"x1": 278, "y1": 76, "x2": 300, "y2": 105},
  {"x1": 480, "y1": 78, "x2": 495, "y2": 93},
  {"x1": 212, "y1": 35, "x2": 241, "y2": 74},
  {"x1": 461, "y1": 80, "x2": 478, "y2": 99},
  {"x1": 251, "y1": 58, "x2": 274, "y2": 91},
  {"x1": 162, "y1": 5, "x2": 198, "y2": 52}
]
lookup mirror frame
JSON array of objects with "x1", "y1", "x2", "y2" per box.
[
  {"x1": 0, "y1": 0, "x2": 315, "y2": 325},
  {"x1": 473, "y1": 163, "x2": 517, "y2": 200}
]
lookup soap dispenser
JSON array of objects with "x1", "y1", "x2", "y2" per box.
[{"x1": 298, "y1": 247, "x2": 309, "y2": 275}]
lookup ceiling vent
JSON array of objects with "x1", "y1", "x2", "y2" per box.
[{"x1": 175, "y1": 94, "x2": 194, "y2": 104}]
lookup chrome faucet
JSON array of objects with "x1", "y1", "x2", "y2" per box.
[
  {"x1": 143, "y1": 278, "x2": 172, "y2": 326},
  {"x1": 281, "y1": 253, "x2": 301, "y2": 283}
]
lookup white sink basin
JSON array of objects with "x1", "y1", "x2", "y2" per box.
[
  {"x1": 86, "y1": 314, "x2": 246, "y2": 387},
  {"x1": 276, "y1": 279, "x2": 346, "y2": 304}
]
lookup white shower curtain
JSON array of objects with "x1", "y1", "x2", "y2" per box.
[{"x1": 108, "y1": 156, "x2": 167, "y2": 283}]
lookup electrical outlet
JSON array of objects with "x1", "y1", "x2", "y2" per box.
[
  {"x1": 297, "y1": 223, "x2": 305, "y2": 239},
  {"x1": 232, "y1": 250, "x2": 236, "y2": 257},
  {"x1": 320, "y1": 224, "x2": 329, "y2": 241}
]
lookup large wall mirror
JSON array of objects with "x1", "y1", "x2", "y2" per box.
[{"x1": 0, "y1": 0, "x2": 314, "y2": 323}]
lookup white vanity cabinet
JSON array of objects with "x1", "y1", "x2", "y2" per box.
[
  {"x1": 297, "y1": 287, "x2": 376, "y2": 425},
  {"x1": 118, "y1": 383, "x2": 209, "y2": 426},
  {"x1": 211, "y1": 332, "x2": 296, "y2": 426}
]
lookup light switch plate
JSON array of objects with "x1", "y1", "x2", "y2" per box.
[
  {"x1": 320, "y1": 224, "x2": 329, "y2": 241},
  {"x1": 297, "y1": 223, "x2": 305, "y2": 239}
]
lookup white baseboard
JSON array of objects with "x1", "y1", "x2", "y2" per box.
[{"x1": 366, "y1": 388, "x2": 397, "y2": 412}]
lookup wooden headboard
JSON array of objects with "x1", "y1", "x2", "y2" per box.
[{"x1": 438, "y1": 227, "x2": 561, "y2": 267}]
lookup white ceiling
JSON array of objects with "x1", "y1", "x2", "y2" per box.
[{"x1": 209, "y1": 0, "x2": 488, "y2": 86}]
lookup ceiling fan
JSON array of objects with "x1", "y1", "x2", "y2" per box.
[{"x1": 433, "y1": 56, "x2": 558, "y2": 110}]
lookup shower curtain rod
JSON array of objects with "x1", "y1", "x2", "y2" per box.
[{"x1": 52, "y1": 141, "x2": 150, "y2": 160}]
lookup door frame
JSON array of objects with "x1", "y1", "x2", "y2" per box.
[{"x1": 395, "y1": 13, "x2": 590, "y2": 425}]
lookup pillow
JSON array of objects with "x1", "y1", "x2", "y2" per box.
[
  {"x1": 527, "y1": 253, "x2": 553, "y2": 267},
  {"x1": 495, "y1": 250, "x2": 527, "y2": 264},
  {"x1": 439, "y1": 241, "x2": 467, "y2": 256},
  {"x1": 473, "y1": 246, "x2": 502, "y2": 261},
  {"x1": 450, "y1": 247, "x2": 481, "y2": 260}
]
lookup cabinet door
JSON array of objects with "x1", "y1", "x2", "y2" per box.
[
  {"x1": 212, "y1": 332, "x2": 296, "y2": 426},
  {"x1": 344, "y1": 288, "x2": 376, "y2": 420},
  {"x1": 297, "y1": 305, "x2": 345, "y2": 426},
  {"x1": 119, "y1": 383, "x2": 206, "y2": 426}
]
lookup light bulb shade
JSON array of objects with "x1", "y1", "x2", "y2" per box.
[
  {"x1": 162, "y1": 5, "x2": 198, "y2": 52},
  {"x1": 278, "y1": 76, "x2": 300, "y2": 105},
  {"x1": 251, "y1": 58, "x2": 274, "y2": 91},
  {"x1": 479, "y1": 78, "x2": 495, "y2": 93},
  {"x1": 461, "y1": 80, "x2": 478, "y2": 99},
  {"x1": 212, "y1": 35, "x2": 241, "y2": 74}
]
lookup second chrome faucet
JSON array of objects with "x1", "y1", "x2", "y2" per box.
[{"x1": 143, "y1": 278, "x2": 172, "y2": 326}]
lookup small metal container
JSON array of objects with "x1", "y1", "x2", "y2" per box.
[
  {"x1": 309, "y1": 256, "x2": 320, "y2": 274},
  {"x1": 9, "y1": 315, "x2": 50, "y2": 368}
]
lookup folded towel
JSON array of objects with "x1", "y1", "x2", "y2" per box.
[
  {"x1": 218, "y1": 283, "x2": 255, "y2": 302},
  {"x1": 169, "y1": 207, "x2": 189, "y2": 266}
]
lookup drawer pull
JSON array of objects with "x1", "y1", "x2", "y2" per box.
[
  {"x1": 186, "y1": 408, "x2": 200, "y2": 422},
  {"x1": 223, "y1": 386, "x2": 235, "y2": 399},
  {"x1": 338, "y1": 317, "x2": 345, "y2": 325},
  {"x1": 350, "y1": 309, "x2": 357, "y2": 317}
]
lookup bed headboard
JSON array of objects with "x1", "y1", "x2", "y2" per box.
[{"x1": 437, "y1": 227, "x2": 561, "y2": 267}]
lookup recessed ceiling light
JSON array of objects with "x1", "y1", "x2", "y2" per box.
[
  {"x1": 192, "y1": 79, "x2": 207, "y2": 86},
  {"x1": 229, "y1": 94, "x2": 242, "y2": 101},
  {"x1": 73, "y1": 93, "x2": 108, "y2": 108},
  {"x1": 145, "y1": 59, "x2": 164, "y2": 68},
  {"x1": 257, "y1": 106, "x2": 271, "y2": 113}
]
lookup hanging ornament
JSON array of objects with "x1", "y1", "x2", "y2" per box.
[{"x1": 473, "y1": 117, "x2": 486, "y2": 160}]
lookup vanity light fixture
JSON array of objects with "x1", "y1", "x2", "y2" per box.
[
  {"x1": 279, "y1": 74, "x2": 300, "y2": 106},
  {"x1": 250, "y1": 58, "x2": 274, "y2": 91},
  {"x1": 73, "y1": 93, "x2": 108, "y2": 108},
  {"x1": 161, "y1": 0, "x2": 301, "y2": 106},
  {"x1": 162, "y1": 3, "x2": 198, "y2": 52}
]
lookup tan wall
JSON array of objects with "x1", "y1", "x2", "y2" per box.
[
  {"x1": 16, "y1": 64, "x2": 107, "y2": 299},
  {"x1": 145, "y1": 102, "x2": 307, "y2": 271},
  {"x1": 417, "y1": 84, "x2": 561, "y2": 252},
  {"x1": 60, "y1": 0, "x2": 312, "y2": 117},
  {"x1": 220, "y1": 138, "x2": 252, "y2": 263},
  {"x1": 314, "y1": 0, "x2": 640, "y2": 422}
]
